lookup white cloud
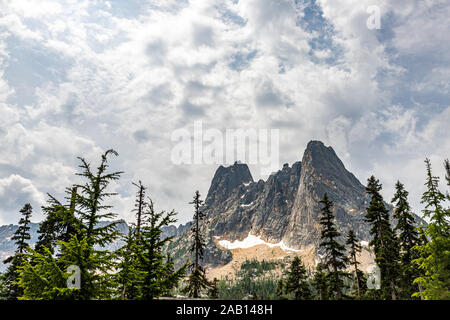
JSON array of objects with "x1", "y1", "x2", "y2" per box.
[
  {"x1": 0, "y1": 174, "x2": 46, "y2": 224},
  {"x1": 0, "y1": 0, "x2": 448, "y2": 225}
]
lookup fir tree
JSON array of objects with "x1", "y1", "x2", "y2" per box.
[
  {"x1": 19, "y1": 150, "x2": 124, "y2": 300},
  {"x1": 412, "y1": 159, "x2": 450, "y2": 300},
  {"x1": 74, "y1": 149, "x2": 123, "y2": 300},
  {"x1": 186, "y1": 191, "x2": 210, "y2": 298},
  {"x1": 318, "y1": 193, "x2": 348, "y2": 300},
  {"x1": 275, "y1": 279, "x2": 284, "y2": 299},
  {"x1": 365, "y1": 176, "x2": 400, "y2": 300},
  {"x1": 2, "y1": 203, "x2": 33, "y2": 299},
  {"x1": 35, "y1": 187, "x2": 80, "y2": 255},
  {"x1": 312, "y1": 263, "x2": 328, "y2": 300},
  {"x1": 209, "y1": 278, "x2": 219, "y2": 299},
  {"x1": 116, "y1": 226, "x2": 140, "y2": 300},
  {"x1": 16, "y1": 245, "x2": 78, "y2": 300},
  {"x1": 284, "y1": 256, "x2": 311, "y2": 300},
  {"x1": 391, "y1": 181, "x2": 420, "y2": 299},
  {"x1": 136, "y1": 199, "x2": 186, "y2": 299},
  {"x1": 445, "y1": 159, "x2": 450, "y2": 200},
  {"x1": 346, "y1": 229, "x2": 363, "y2": 298},
  {"x1": 132, "y1": 181, "x2": 146, "y2": 238}
]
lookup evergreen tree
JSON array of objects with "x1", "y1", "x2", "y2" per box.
[
  {"x1": 412, "y1": 159, "x2": 450, "y2": 299},
  {"x1": 136, "y1": 199, "x2": 186, "y2": 299},
  {"x1": 115, "y1": 181, "x2": 150, "y2": 300},
  {"x1": 186, "y1": 191, "x2": 210, "y2": 298},
  {"x1": 318, "y1": 193, "x2": 348, "y2": 300},
  {"x1": 284, "y1": 256, "x2": 311, "y2": 300},
  {"x1": 346, "y1": 229, "x2": 363, "y2": 298},
  {"x1": 312, "y1": 263, "x2": 328, "y2": 300},
  {"x1": 209, "y1": 278, "x2": 219, "y2": 299},
  {"x1": 132, "y1": 181, "x2": 146, "y2": 238},
  {"x1": 17, "y1": 150, "x2": 123, "y2": 300},
  {"x1": 365, "y1": 176, "x2": 400, "y2": 300},
  {"x1": 275, "y1": 279, "x2": 285, "y2": 299},
  {"x1": 445, "y1": 159, "x2": 450, "y2": 199},
  {"x1": 73, "y1": 149, "x2": 123, "y2": 300},
  {"x1": 2, "y1": 203, "x2": 33, "y2": 299},
  {"x1": 391, "y1": 181, "x2": 420, "y2": 299},
  {"x1": 116, "y1": 226, "x2": 140, "y2": 300},
  {"x1": 16, "y1": 244, "x2": 78, "y2": 300},
  {"x1": 35, "y1": 187, "x2": 80, "y2": 255}
]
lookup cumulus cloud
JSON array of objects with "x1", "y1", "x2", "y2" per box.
[
  {"x1": 0, "y1": 174, "x2": 45, "y2": 224},
  {"x1": 0, "y1": 0, "x2": 448, "y2": 225}
]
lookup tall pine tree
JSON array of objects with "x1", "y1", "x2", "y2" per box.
[
  {"x1": 132, "y1": 181, "x2": 146, "y2": 238},
  {"x1": 2, "y1": 203, "x2": 33, "y2": 299},
  {"x1": 74, "y1": 149, "x2": 123, "y2": 299},
  {"x1": 284, "y1": 256, "x2": 312, "y2": 300},
  {"x1": 136, "y1": 199, "x2": 186, "y2": 299},
  {"x1": 312, "y1": 263, "x2": 329, "y2": 300},
  {"x1": 412, "y1": 159, "x2": 450, "y2": 299},
  {"x1": 346, "y1": 229, "x2": 364, "y2": 298},
  {"x1": 365, "y1": 176, "x2": 400, "y2": 300},
  {"x1": 17, "y1": 150, "x2": 123, "y2": 300},
  {"x1": 318, "y1": 193, "x2": 348, "y2": 300},
  {"x1": 185, "y1": 191, "x2": 210, "y2": 298},
  {"x1": 116, "y1": 226, "x2": 140, "y2": 300},
  {"x1": 391, "y1": 181, "x2": 420, "y2": 299}
]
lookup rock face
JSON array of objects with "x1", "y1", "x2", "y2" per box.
[
  {"x1": 283, "y1": 141, "x2": 369, "y2": 248},
  {"x1": 167, "y1": 140, "x2": 426, "y2": 268}
]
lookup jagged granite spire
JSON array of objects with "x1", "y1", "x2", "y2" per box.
[
  {"x1": 283, "y1": 140, "x2": 368, "y2": 248},
  {"x1": 205, "y1": 161, "x2": 253, "y2": 207}
]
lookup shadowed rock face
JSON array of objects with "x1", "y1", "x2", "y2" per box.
[
  {"x1": 205, "y1": 161, "x2": 253, "y2": 209},
  {"x1": 283, "y1": 141, "x2": 369, "y2": 248}
]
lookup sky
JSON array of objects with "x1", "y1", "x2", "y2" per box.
[{"x1": 0, "y1": 0, "x2": 449, "y2": 226}]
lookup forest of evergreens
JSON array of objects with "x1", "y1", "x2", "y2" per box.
[{"x1": 0, "y1": 150, "x2": 448, "y2": 300}]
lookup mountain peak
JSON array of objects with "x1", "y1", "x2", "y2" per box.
[{"x1": 205, "y1": 162, "x2": 253, "y2": 206}]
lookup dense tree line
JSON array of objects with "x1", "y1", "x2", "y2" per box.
[{"x1": 0, "y1": 151, "x2": 448, "y2": 300}]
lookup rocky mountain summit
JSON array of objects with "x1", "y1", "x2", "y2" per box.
[{"x1": 168, "y1": 140, "x2": 425, "y2": 268}]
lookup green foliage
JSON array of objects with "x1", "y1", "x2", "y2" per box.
[
  {"x1": 346, "y1": 229, "x2": 365, "y2": 298},
  {"x1": 391, "y1": 181, "x2": 421, "y2": 299},
  {"x1": 15, "y1": 150, "x2": 122, "y2": 300},
  {"x1": 35, "y1": 187, "x2": 80, "y2": 255},
  {"x1": 115, "y1": 226, "x2": 141, "y2": 299},
  {"x1": 185, "y1": 191, "x2": 210, "y2": 298},
  {"x1": 238, "y1": 259, "x2": 277, "y2": 277},
  {"x1": 412, "y1": 159, "x2": 450, "y2": 300},
  {"x1": 2, "y1": 203, "x2": 33, "y2": 299},
  {"x1": 208, "y1": 278, "x2": 219, "y2": 299},
  {"x1": 136, "y1": 199, "x2": 186, "y2": 299},
  {"x1": 16, "y1": 245, "x2": 79, "y2": 300},
  {"x1": 365, "y1": 176, "x2": 401, "y2": 300},
  {"x1": 284, "y1": 256, "x2": 312, "y2": 300},
  {"x1": 319, "y1": 193, "x2": 348, "y2": 300},
  {"x1": 312, "y1": 263, "x2": 329, "y2": 300}
]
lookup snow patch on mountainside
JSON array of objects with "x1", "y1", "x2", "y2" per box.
[{"x1": 218, "y1": 233, "x2": 301, "y2": 252}]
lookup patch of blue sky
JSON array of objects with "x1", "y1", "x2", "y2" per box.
[
  {"x1": 229, "y1": 49, "x2": 257, "y2": 72},
  {"x1": 215, "y1": 3, "x2": 247, "y2": 27},
  {"x1": 101, "y1": 0, "x2": 150, "y2": 19},
  {"x1": 4, "y1": 37, "x2": 71, "y2": 107},
  {"x1": 375, "y1": 10, "x2": 449, "y2": 121},
  {"x1": 294, "y1": 0, "x2": 342, "y2": 66}
]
